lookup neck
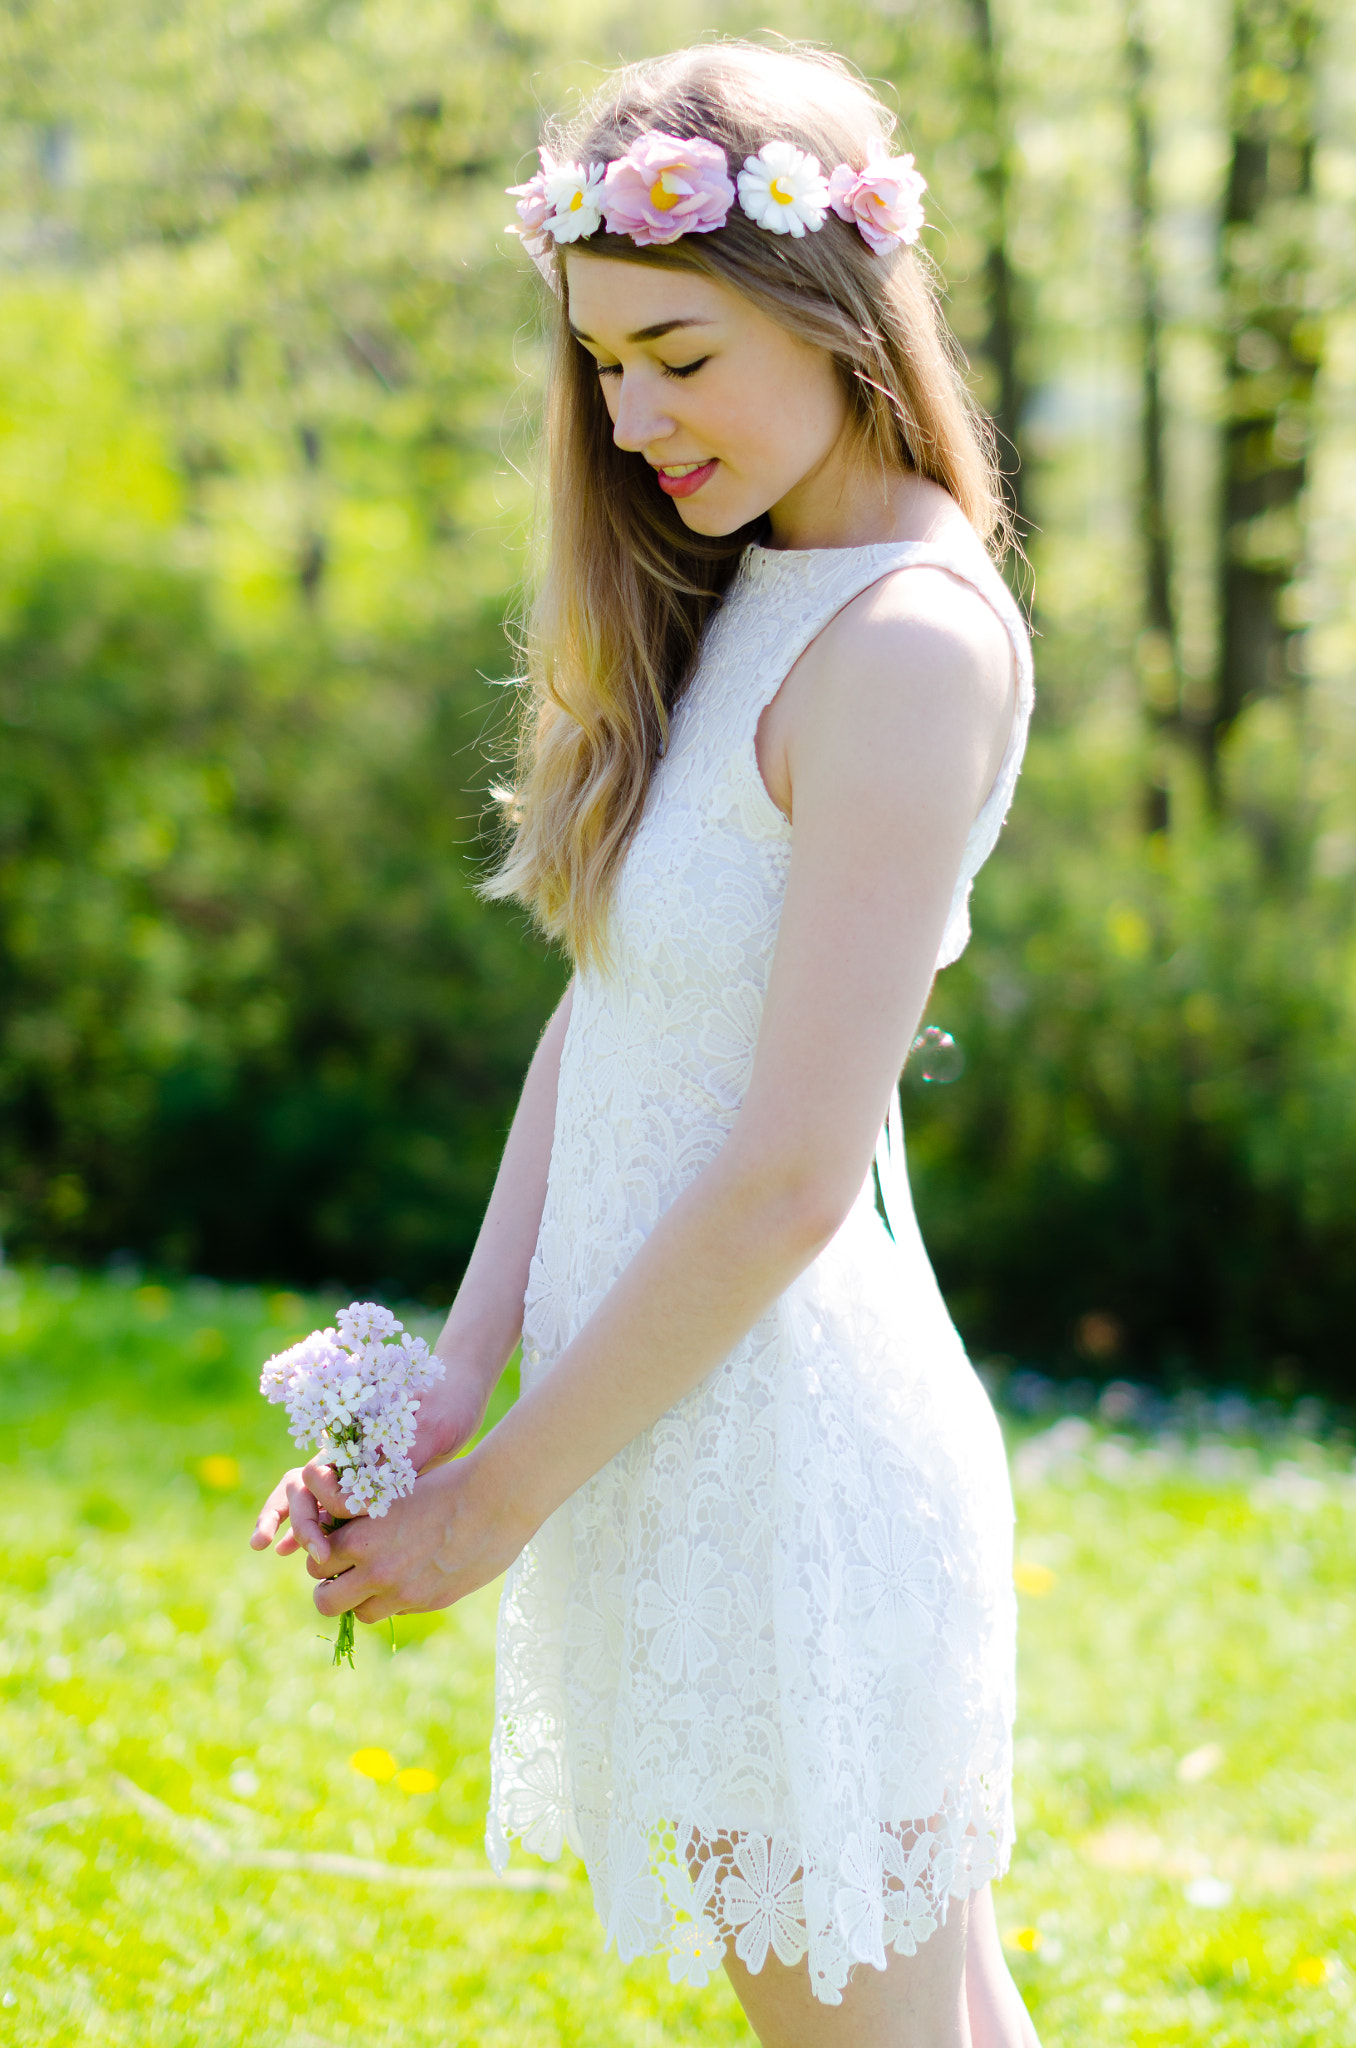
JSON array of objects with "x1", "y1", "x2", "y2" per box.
[{"x1": 765, "y1": 451, "x2": 940, "y2": 551}]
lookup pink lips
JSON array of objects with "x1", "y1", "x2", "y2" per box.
[{"x1": 656, "y1": 459, "x2": 718, "y2": 499}]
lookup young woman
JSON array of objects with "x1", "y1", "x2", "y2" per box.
[{"x1": 254, "y1": 42, "x2": 1039, "y2": 2048}]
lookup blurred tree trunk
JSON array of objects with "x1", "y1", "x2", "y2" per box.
[
  {"x1": 1126, "y1": 0, "x2": 1179, "y2": 829},
  {"x1": 965, "y1": 0, "x2": 1029, "y2": 543},
  {"x1": 297, "y1": 421, "x2": 326, "y2": 609},
  {"x1": 1209, "y1": 0, "x2": 1321, "y2": 786}
]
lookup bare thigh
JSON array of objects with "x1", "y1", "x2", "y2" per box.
[{"x1": 723, "y1": 1894, "x2": 971, "y2": 2048}]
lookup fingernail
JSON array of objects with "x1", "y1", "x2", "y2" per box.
[{"x1": 308, "y1": 1541, "x2": 327, "y2": 1563}]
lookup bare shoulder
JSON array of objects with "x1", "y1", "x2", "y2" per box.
[
  {"x1": 821, "y1": 557, "x2": 1015, "y2": 728},
  {"x1": 756, "y1": 527, "x2": 1021, "y2": 821},
  {"x1": 776, "y1": 554, "x2": 1016, "y2": 796}
]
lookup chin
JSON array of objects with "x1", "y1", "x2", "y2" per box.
[{"x1": 671, "y1": 493, "x2": 763, "y2": 540}]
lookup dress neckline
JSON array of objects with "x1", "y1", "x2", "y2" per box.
[
  {"x1": 738, "y1": 533, "x2": 987, "y2": 596},
  {"x1": 739, "y1": 526, "x2": 1003, "y2": 579},
  {"x1": 745, "y1": 536, "x2": 946, "y2": 561}
]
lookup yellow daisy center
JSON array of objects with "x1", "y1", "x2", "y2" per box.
[
  {"x1": 569, "y1": 188, "x2": 584, "y2": 211},
  {"x1": 770, "y1": 178, "x2": 793, "y2": 205},
  {"x1": 650, "y1": 166, "x2": 684, "y2": 211}
]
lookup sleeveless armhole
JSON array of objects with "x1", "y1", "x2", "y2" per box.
[{"x1": 736, "y1": 542, "x2": 1035, "y2": 928}]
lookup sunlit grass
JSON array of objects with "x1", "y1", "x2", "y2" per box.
[{"x1": 2, "y1": 1268, "x2": 1353, "y2": 2044}]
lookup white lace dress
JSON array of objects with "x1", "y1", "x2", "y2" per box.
[{"x1": 487, "y1": 537, "x2": 1035, "y2": 2004}]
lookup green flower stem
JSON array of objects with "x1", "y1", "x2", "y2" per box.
[{"x1": 323, "y1": 1440, "x2": 361, "y2": 1670}]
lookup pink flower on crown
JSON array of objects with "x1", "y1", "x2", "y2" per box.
[
  {"x1": 601, "y1": 131, "x2": 735, "y2": 248},
  {"x1": 827, "y1": 141, "x2": 927, "y2": 253},
  {"x1": 508, "y1": 148, "x2": 556, "y2": 265}
]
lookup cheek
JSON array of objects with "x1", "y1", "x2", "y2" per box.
[
  {"x1": 728, "y1": 385, "x2": 834, "y2": 478},
  {"x1": 721, "y1": 351, "x2": 843, "y2": 468}
]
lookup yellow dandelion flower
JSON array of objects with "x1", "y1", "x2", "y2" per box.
[
  {"x1": 1006, "y1": 1926, "x2": 1043, "y2": 1953},
  {"x1": 350, "y1": 1747, "x2": 398, "y2": 1782},
  {"x1": 1013, "y1": 1560, "x2": 1056, "y2": 1596},
  {"x1": 197, "y1": 1455, "x2": 241, "y2": 1490},
  {"x1": 396, "y1": 1768, "x2": 439, "y2": 1795},
  {"x1": 1295, "y1": 1957, "x2": 1329, "y2": 1986}
]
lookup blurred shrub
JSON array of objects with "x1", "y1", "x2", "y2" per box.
[
  {"x1": 908, "y1": 701, "x2": 1356, "y2": 1399},
  {"x1": 0, "y1": 547, "x2": 563, "y2": 1293},
  {"x1": 3, "y1": 550, "x2": 1353, "y2": 1384}
]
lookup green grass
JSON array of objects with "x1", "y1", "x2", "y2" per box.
[{"x1": 1, "y1": 1268, "x2": 1353, "y2": 2046}]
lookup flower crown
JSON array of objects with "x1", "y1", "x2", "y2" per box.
[{"x1": 507, "y1": 131, "x2": 926, "y2": 278}]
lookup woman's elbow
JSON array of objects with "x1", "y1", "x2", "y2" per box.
[{"x1": 727, "y1": 1144, "x2": 866, "y2": 1262}]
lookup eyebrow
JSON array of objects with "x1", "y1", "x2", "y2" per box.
[{"x1": 568, "y1": 317, "x2": 718, "y2": 346}]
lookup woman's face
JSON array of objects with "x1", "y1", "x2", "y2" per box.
[{"x1": 564, "y1": 254, "x2": 853, "y2": 543}]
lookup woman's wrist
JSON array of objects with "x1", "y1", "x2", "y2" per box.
[
  {"x1": 434, "y1": 1309, "x2": 519, "y2": 1397},
  {"x1": 457, "y1": 1415, "x2": 549, "y2": 1556},
  {"x1": 416, "y1": 1341, "x2": 509, "y2": 1462}
]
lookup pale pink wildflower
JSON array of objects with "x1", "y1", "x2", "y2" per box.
[{"x1": 260, "y1": 1301, "x2": 443, "y2": 1518}]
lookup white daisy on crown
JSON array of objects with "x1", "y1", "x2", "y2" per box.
[
  {"x1": 508, "y1": 130, "x2": 926, "y2": 268},
  {"x1": 737, "y1": 141, "x2": 831, "y2": 238}
]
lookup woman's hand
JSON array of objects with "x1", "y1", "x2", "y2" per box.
[
  {"x1": 305, "y1": 1448, "x2": 531, "y2": 1625},
  {"x1": 249, "y1": 1355, "x2": 495, "y2": 1566},
  {"x1": 251, "y1": 985, "x2": 570, "y2": 1576}
]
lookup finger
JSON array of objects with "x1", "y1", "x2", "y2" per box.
[
  {"x1": 304, "y1": 1514, "x2": 370, "y2": 1578},
  {"x1": 301, "y1": 1459, "x2": 356, "y2": 1519},
  {"x1": 314, "y1": 1565, "x2": 371, "y2": 1616},
  {"x1": 354, "y1": 1593, "x2": 404, "y2": 1624},
  {"x1": 250, "y1": 1478, "x2": 294, "y2": 1551},
  {"x1": 285, "y1": 1474, "x2": 332, "y2": 1567}
]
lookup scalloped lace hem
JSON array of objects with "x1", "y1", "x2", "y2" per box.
[{"x1": 486, "y1": 1788, "x2": 1014, "y2": 2006}]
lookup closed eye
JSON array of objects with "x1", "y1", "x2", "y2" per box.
[{"x1": 593, "y1": 357, "x2": 709, "y2": 382}]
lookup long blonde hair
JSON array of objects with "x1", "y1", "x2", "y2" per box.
[{"x1": 484, "y1": 42, "x2": 1009, "y2": 966}]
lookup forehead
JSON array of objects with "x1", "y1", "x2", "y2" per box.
[{"x1": 563, "y1": 253, "x2": 735, "y2": 340}]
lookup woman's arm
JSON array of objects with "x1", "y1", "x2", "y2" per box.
[
  {"x1": 250, "y1": 979, "x2": 573, "y2": 1560},
  {"x1": 423, "y1": 976, "x2": 575, "y2": 1436},
  {"x1": 302, "y1": 568, "x2": 1014, "y2": 1617}
]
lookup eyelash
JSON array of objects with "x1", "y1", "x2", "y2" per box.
[{"x1": 595, "y1": 357, "x2": 710, "y2": 382}]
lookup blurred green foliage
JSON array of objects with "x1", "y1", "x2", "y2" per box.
[
  {"x1": 0, "y1": 0, "x2": 1354, "y2": 1389},
  {"x1": 0, "y1": 526, "x2": 564, "y2": 1289},
  {"x1": 909, "y1": 697, "x2": 1356, "y2": 1395},
  {"x1": 0, "y1": 284, "x2": 564, "y2": 1290}
]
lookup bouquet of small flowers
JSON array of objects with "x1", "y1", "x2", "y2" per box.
[{"x1": 260, "y1": 1301, "x2": 445, "y2": 1665}]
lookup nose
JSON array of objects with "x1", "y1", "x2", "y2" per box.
[{"x1": 609, "y1": 371, "x2": 675, "y2": 456}]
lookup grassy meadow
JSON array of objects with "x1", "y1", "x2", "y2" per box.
[{"x1": 2, "y1": 1266, "x2": 1353, "y2": 2046}]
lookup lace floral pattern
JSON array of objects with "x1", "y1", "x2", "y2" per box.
[{"x1": 488, "y1": 539, "x2": 1035, "y2": 2002}]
